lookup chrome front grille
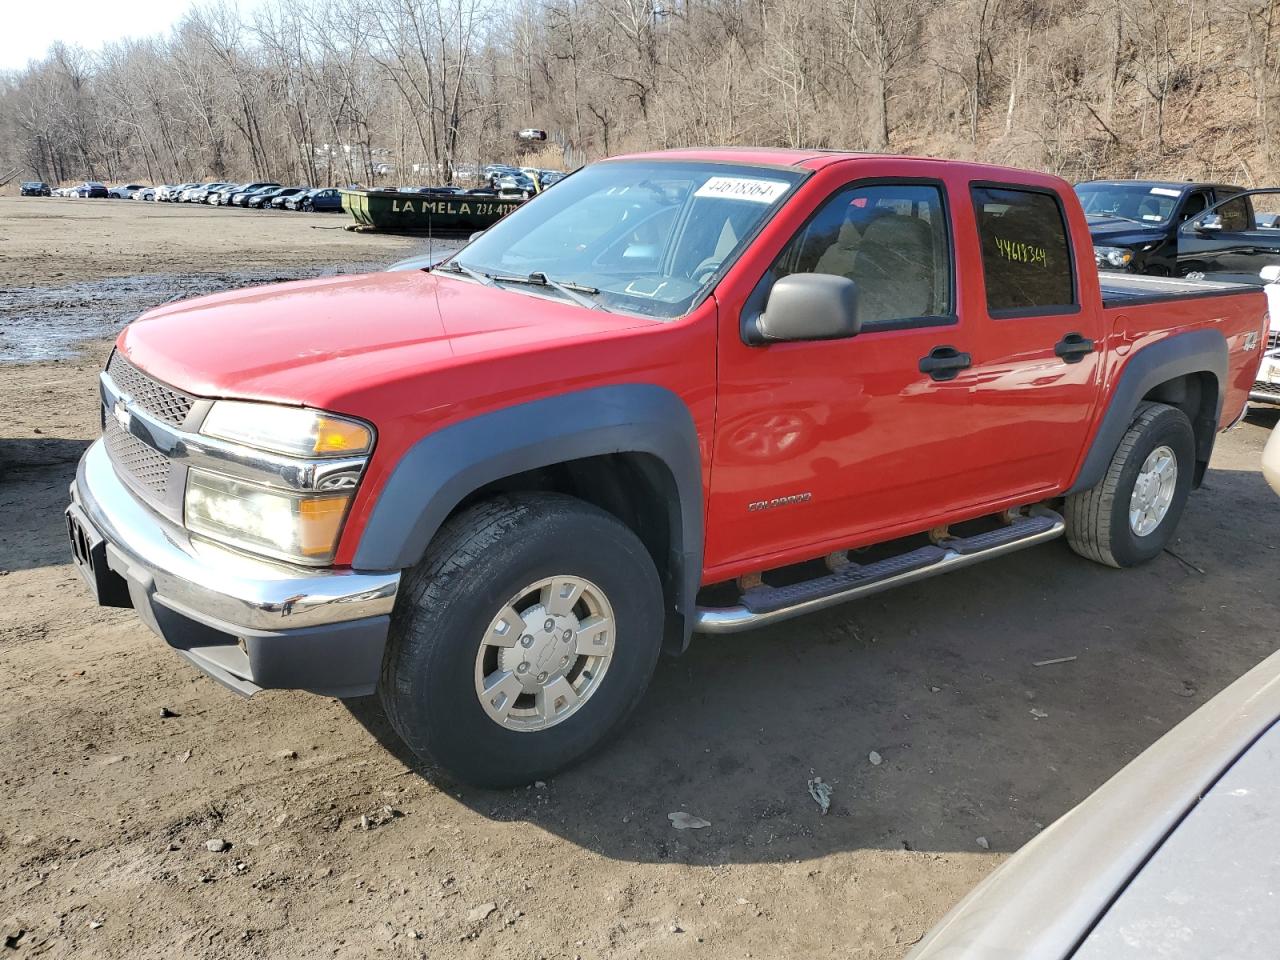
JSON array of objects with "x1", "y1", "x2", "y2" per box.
[
  {"x1": 106, "y1": 352, "x2": 195, "y2": 426},
  {"x1": 1268, "y1": 330, "x2": 1280, "y2": 351},
  {"x1": 103, "y1": 417, "x2": 171, "y2": 497}
]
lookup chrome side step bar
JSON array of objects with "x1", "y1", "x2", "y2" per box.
[{"x1": 694, "y1": 507, "x2": 1066, "y2": 635}]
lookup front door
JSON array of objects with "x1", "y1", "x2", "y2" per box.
[
  {"x1": 1179, "y1": 189, "x2": 1280, "y2": 283},
  {"x1": 707, "y1": 172, "x2": 976, "y2": 574}
]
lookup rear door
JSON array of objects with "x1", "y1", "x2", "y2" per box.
[{"x1": 963, "y1": 183, "x2": 1107, "y2": 494}]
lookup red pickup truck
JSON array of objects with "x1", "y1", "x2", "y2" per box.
[{"x1": 66, "y1": 149, "x2": 1267, "y2": 786}]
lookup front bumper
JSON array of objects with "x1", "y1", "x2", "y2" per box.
[
  {"x1": 1252, "y1": 352, "x2": 1280, "y2": 404},
  {"x1": 68, "y1": 439, "x2": 400, "y2": 697}
]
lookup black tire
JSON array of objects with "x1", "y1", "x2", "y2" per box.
[
  {"x1": 1065, "y1": 401, "x2": 1195, "y2": 568},
  {"x1": 302, "y1": 199, "x2": 313, "y2": 212},
  {"x1": 380, "y1": 494, "x2": 664, "y2": 788}
]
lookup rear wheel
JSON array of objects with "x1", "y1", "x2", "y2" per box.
[
  {"x1": 1065, "y1": 402, "x2": 1195, "y2": 567},
  {"x1": 380, "y1": 494, "x2": 663, "y2": 787}
]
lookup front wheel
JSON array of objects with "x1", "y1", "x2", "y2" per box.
[
  {"x1": 1065, "y1": 401, "x2": 1195, "y2": 567},
  {"x1": 380, "y1": 494, "x2": 664, "y2": 787}
]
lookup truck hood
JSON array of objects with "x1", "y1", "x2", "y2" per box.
[
  {"x1": 1086, "y1": 217, "x2": 1166, "y2": 247},
  {"x1": 117, "y1": 270, "x2": 652, "y2": 408}
]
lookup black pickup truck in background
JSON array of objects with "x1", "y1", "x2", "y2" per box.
[{"x1": 1075, "y1": 180, "x2": 1243, "y2": 276}]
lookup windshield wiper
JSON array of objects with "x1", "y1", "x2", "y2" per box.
[
  {"x1": 488, "y1": 271, "x2": 610, "y2": 311},
  {"x1": 1090, "y1": 211, "x2": 1144, "y2": 224},
  {"x1": 434, "y1": 259, "x2": 496, "y2": 286}
]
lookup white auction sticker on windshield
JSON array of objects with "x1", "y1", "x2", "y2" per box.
[
  {"x1": 1149, "y1": 187, "x2": 1181, "y2": 197},
  {"x1": 695, "y1": 177, "x2": 790, "y2": 204}
]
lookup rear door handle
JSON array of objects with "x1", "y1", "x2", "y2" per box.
[
  {"x1": 1054, "y1": 332, "x2": 1095, "y2": 363},
  {"x1": 919, "y1": 345, "x2": 972, "y2": 381}
]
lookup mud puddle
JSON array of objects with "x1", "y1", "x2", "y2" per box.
[{"x1": 0, "y1": 261, "x2": 398, "y2": 364}]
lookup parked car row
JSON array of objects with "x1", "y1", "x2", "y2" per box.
[
  {"x1": 149, "y1": 181, "x2": 344, "y2": 211},
  {"x1": 21, "y1": 168, "x2": 565, "y2": 208},
  {"x1": 26, "y1": 179, "x2": 344, "y2": 213},
  {"x1": 46, "y1": 182, "x2": 109, "y2": 198},
  {"x1": 480, "y1": 164, "x2": 566, "y2": 197}
]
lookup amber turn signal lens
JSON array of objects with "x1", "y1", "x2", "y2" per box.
[
  {"x1": 298, "y1": 495, "x2": 352, "y2": 556},
  {"x1": 313, "y1": 416, "x2": 373, "y2": 456}
]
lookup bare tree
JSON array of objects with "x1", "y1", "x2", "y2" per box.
[
  {"x1": 0, "y1": 0, "x2": 1273, "y2": 189},
  {"x1": 842, "y1": 0, "x2": 922, "y2": 148}
]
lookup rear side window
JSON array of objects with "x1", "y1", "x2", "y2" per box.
[{"x1": 972, "y1": 186, "x2": 1076, "y2": 315}]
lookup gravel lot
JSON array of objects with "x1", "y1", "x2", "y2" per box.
[{"x1": 1, "y1": 197, "x2": 1277, "y2": 959}]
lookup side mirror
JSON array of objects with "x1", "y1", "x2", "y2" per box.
[
  {"x1": 1194, "y1": 213, "x2": 1223, "y2": 233},
  {"x1": 469, "y1": 230, "x2": 485, "y2": 243},
  {"x1": 748, "y1": 273, "x2": 860, "y2": 344}
]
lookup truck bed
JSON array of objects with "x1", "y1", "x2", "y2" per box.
[{"x1": 1099, "y1": 272, "x2": 1253, "y2": 308}]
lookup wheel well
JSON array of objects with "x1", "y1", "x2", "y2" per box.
[
  {"x1": 1141, "y1": 372, "x2": 1218, "y2": 486},
  {"x1": 450, "y1": 453, "x2": 687, "y2": 652}
]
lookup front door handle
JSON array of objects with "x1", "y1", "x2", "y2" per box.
[
  {"x1": 1054, "y1": 332, "x2": 1095, "y2": 363},
  {"x1": 919, "y1": 345, "x2": 972, "y2": 381}
]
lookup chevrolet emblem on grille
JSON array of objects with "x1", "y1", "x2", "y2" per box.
[{"x1": 113, "y1": 397, "x2": 133, "y2": 433}]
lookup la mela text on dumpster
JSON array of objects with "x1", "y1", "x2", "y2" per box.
[{"x1": 389, "y1": 198, "x2": 512, "y2": 216}]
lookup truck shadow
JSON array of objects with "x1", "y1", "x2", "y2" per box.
[
  {"x1": 0, "y1": 438, "x2": 89, "y2": 573},
  {"x1": 1244, "y1": 405, "x2": 1278, "y2": 429},
  {"x1": 346, "y1": 458, "x2": 1280, "y2": 864}
]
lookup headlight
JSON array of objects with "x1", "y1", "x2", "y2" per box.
[
  {"x1": 185, "y1": 469, "x2": 352, "y2": 564},
  {"x1": 1094, "y1": 245, "x2": 1134, "y2": 268},
  {"x1": 188, "y1": 401, "x2": 374, "y2": 564},
  {"x1": 201, "y1": 401, "x2": 372, "y2": 458}
]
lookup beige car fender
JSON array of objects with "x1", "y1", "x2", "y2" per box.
[{"x1": 1264, "y1": 417, "x2": 1280, "y2": 495}]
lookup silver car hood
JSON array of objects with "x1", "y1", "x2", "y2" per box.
[
  {"x1": 909, "y1": 648, "x2": 1280, "y2": 959},
  {"x1": 1073, "y1": 720, "x2": 1280, "y2": 958}
]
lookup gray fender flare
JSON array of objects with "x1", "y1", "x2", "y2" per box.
[
  {"x1": 354, "y1": 384, "x2": 703, "y2": 648},
  {"x1": 1067, "y1": 328, "x2": 1227, "y2": 494}
]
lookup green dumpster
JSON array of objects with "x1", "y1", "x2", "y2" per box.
[{"x1": 340, "y1": 190, "x2": 524, "y2": 232}]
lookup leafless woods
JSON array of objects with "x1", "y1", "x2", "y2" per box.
[{"x1": 2, "y1": 0, "x2": 1277, "y2": 185}]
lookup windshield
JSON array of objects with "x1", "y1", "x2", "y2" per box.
[
  {"x1": 1075, "y1": 183, "x2": 1182, "y2": 224},
  {"x1": 449, "y1": 160, "x2": 806, "y2": 319}
]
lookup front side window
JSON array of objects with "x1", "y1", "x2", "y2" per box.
[
  {"x1": 973, "y1": 186, "x2": 1075, "y2": 315},
  {"x1": 451, "y1": 160, "x2": 806, "y2": 319},
  {"x1": 1214, "y1": 195, "x2": 1251, "y2": 231},
  {"x1": 770, "y1": 183, "x2": 953, "y2": 326},
  {"x1": 1192, "y1": 188, "x2": 1280, "y2": 233}
]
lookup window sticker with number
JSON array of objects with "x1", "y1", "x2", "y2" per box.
[{"x1": 693, "y1": 177, "x2": 791, "y2": 204}]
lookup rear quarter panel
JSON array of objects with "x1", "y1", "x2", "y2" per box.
[{"x1": 1100, "y1": 290, "x2": 1267, "y2": 429}]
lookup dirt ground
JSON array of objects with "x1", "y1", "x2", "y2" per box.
[{"x1": 1, "y1": 197, "x2": 1278, "y2": 960}]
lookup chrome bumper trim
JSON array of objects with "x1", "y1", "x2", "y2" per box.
[
  {"x1": 694, "y1": 509, "x2": 1066, "y2": 634},
  {"x1": 73, "y1": 439, "x2": 399, "y2": 631}
]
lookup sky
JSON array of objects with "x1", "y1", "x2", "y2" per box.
[{"x1": 1, "y1": 0, "x2": 256, "y2": 71}]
